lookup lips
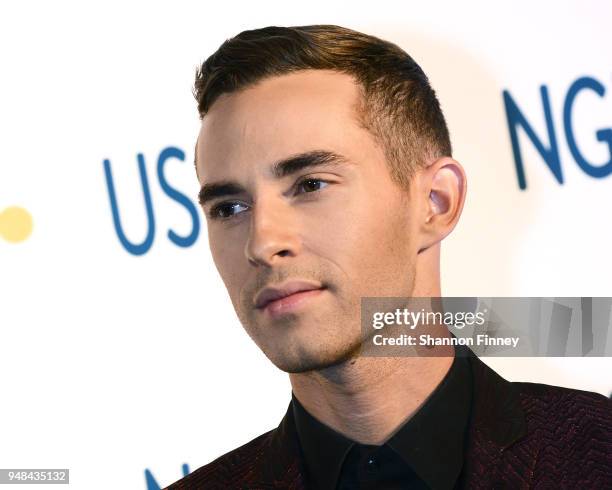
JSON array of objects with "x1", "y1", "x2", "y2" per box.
[{"x1": 254, "y1": 280, "x2": 325, "y2": 310}]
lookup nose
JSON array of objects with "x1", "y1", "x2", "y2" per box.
[{"x1": 245, "y1": 197, "x2": 302, "y2": 267}]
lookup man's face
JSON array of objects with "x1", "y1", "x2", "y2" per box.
[{"x1": 197, "y1": 70, "x2": 424, "y2": 373}]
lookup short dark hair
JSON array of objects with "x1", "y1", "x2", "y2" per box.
[{"x1": 194, "y1": 25, "x2": 452, "y2": 188}]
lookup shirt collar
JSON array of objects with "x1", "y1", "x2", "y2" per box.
[{"x1": 292, "y1": 347, "x2": 473, "y2": 490}]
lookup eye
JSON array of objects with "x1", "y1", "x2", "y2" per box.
[
  {"x1": 208, "y1": 202, "x2": 249, "y2": 220},
  {"x1": 296, "y1": 178, "x2": 329, "y2": 194}
]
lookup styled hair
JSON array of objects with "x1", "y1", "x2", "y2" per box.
[{"x1": 194, "y1": 25, "x2": 452, "y2": 188}]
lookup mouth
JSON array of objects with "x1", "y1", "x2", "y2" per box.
[
  {"x1": 254, "y1": 281, "x2": 327, "y2": 317},
  {"x1": 260, "y1": 288, "x2": 326, "y2": 316}
]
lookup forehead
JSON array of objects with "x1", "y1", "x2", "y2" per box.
[{"x1": 196, "y1": 70, "x2": 376, "y2": 183}]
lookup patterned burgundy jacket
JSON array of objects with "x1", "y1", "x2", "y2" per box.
[{"x1": 166, "y1": 353, "x2": 611, "y2": 489}]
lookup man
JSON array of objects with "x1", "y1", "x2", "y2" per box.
[{"x1": 167, "y1": 25, "x2": 611, "y2": 489}]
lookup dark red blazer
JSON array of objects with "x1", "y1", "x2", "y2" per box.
[{"x1": 166, "y1": 353, "x2": 612, "y2": 489}]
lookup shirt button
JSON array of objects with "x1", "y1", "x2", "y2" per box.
[{"x1": 366, "y1": 456, "x2": 377, "y2": 473}]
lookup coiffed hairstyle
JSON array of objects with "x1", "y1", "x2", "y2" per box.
[{"x1": 193, "y1": 24, "x2": 452, "y2": 189}]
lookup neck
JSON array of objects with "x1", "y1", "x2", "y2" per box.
[{"x1": 289, "y1": 344, "x2": 453, "y2": 445}]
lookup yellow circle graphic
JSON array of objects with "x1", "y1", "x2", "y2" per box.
[{"x1": 0, "y1": 206, "x2": 33, "y2": 243}]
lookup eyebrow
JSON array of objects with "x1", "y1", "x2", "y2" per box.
[{"x1": 198, "y1": 150, "x2": 351, "y2": 206}]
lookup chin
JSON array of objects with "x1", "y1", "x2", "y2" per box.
[{"x1": 265, "y1": 338, "x2": 363, "y2": 374}]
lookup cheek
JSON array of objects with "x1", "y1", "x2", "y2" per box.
[
  {"x1": 209, "y1": 228, "x2": 248, "y2": 292},
  {"x1": 304, "y1": 193, "x2": 414, "y2": 290}
]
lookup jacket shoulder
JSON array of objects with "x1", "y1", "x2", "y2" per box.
[
  {"x1": 164, "y1": 429, "x2": 275, "y2": 490},
  {"x1": 515, "y1": 381, "x2": 611, "y2": 424},
  {"x1": 509, "y1": 381, "x2": 612, "y2": 486}
]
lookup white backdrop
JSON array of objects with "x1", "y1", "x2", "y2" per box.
[{"x1": 1, "y1": 1, "x2": 611, "y2": 488}]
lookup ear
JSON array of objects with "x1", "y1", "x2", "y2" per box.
[{"x1": 417, "y1": 157, "x2": 467, "y2": 253}]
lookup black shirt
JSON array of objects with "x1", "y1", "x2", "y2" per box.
[{"x1": 291, "y1": 350, "x2": 472, "y2": 490}]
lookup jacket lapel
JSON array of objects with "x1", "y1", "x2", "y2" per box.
[
  {"x1": 460, "y1": 350, "x2": 528, "y2": 488},
  {"x1": 247, "y1": 401, "x2": 307, "y2": 489}
]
